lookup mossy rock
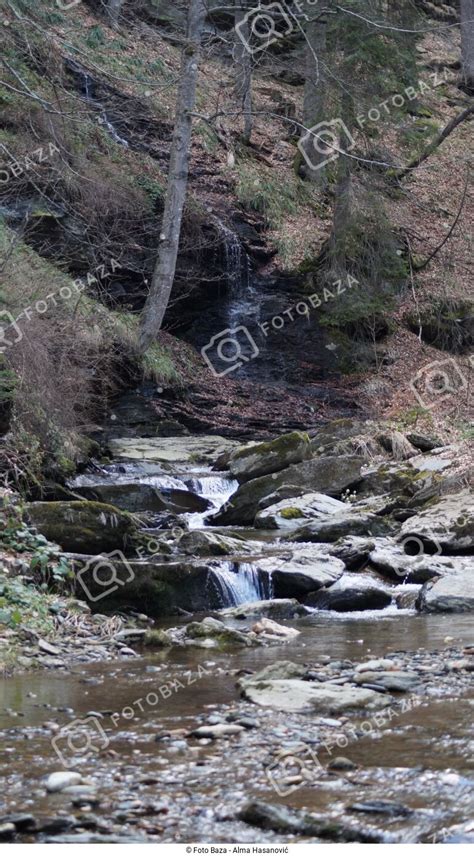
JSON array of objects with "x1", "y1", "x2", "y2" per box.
[
  {"x1": 24, "y1": 500, "x2": 141, "y2": 554},
  {"x1": 228, "y1": 431, "x2": 311, "y2": 483},
  {"x1": 279, "y1": 507, "x2": 305, "y2": 520}
]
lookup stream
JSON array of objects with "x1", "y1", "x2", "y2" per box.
[{"x1": 1, "y1": 437, "x2": 474, "y2": 843}]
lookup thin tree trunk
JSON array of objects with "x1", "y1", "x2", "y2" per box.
[
  {"x1": 461, "y1": 0, "x2": 474, "y2": 90},
  {"x1": 106, "y1": 0, "x2": 124, "y2": 28},
  {"x1": 329, "y1": 91, "x2": 354, "y2": 277},
  {"x1": 301, "y1": 2, "x2": 327, "y2": 184},
  {"x1": 395, "y1": 103, "x2": 474, "y2": 181},
  {"x1": 138, "y1": 0, "x2": 206, "y2": 353},
  {"x1": 234, "y1": 2, "x2": 253, "y2": 144}
]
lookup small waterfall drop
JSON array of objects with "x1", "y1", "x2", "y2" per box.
[{"x1": 209, "y1": 561, "x2": 272, "y2": 607}]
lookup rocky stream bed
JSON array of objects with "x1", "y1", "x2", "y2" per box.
[{"x1": 1, "y1": 421, "x2": 473, "y2": 843}]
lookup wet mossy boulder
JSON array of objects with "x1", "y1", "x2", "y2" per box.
[
  {"x1": 24, "y1": 500, "x2": 141, "y2": 554},
  {"x1": 75, "y1": 483, "x2": 210, "y2": 514},
  {"x1": 228, "y1": 431, "x2": 311, "y2": 483},
  {"x1": 212, "y1": 456, "x2": 364, "y2": 526}
]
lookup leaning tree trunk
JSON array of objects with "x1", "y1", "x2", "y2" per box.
[
  {"x1": 234, "y1": 1, "x2": 253, "y2": 144},
  {"x1": 138, "y1": 0, "x2": 206, "y2": 353},
  {"x1": 461, "y1": 0, "x2": 474, "y2": 91},
  {"x1": 106, "y1": 0, "x2": 124, "y2": 28},
  {"x1": 301, "y1": 2, "x2": 328, "y2": 185}
]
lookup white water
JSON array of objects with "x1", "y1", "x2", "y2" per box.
[{"x1": 209, "y1": 561, "x2": 272, "y2": 607}]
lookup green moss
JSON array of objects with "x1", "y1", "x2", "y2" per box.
[
  {"x1": 280, "y1": 507, "x2": 304, "y2": 520},
  {"x1": 232, "y1": 431, "x2": 309, "y2": 462},
  {"x1": 143, "y1": 629, "x2": 173, "y2": 647}
]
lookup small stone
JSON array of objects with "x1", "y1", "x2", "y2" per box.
[
  {"x1": 45, "y1": 772, "x2": 82, "y2": 793},
  {"x1": 190, "y1": 723, "x2": 245, "y2": 739},
  {"x1": 328, "y1": 756, "x2": 357, "y2": 771}
]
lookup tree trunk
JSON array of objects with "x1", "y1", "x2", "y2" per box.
[
  {"x1": 329, "y1": 91, "x2": 354, "y2": 277},
  {"x1": 461, "y1": 0, "x2": 474, "y2": 91},
  {"x1": 138, "y1": 0, "x2": 206, "y2": 353},
  {"x1": 234, "y1": 2, "x2": 253, "y2": 144},
  {"x1": 300, "y1": 2, "x2": 328, "y2": 185},
  {"x1": 107, "y1": 0, "x2": 124, "y2": 28}
]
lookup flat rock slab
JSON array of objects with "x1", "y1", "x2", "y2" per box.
[
  {"x1": 400, "y1": 490, "x2": 473, "y2": 551},
  {"x1": 109, "y1": 436, "x2": 237, "y2": 464},
  {"x1": 242, "y1": 679, "x2": 390, "y2": 713},
  {"x1": 252, "y1": 546, "x2": 345, "y2": 597},
  {"x1": 354, "y1": 671, "x2": 420, "y2": 692}
]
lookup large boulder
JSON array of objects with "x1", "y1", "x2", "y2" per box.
[
  {"x1": 252, "y1": 546, "x2": 344, "y2": 597},
  {"x1": 241, "y1": 679, "x2": 390, "y2": 713},
  {"x1": 211, "y1": 456, "x2": 364, "y2": 526},
  {"x1": 399, "y1": 490, "x2": 473, "y2": 552},
  {"x1": 369, "y1": 540, "x2": 472, "y2": 582},
  {"x1": 227, "y1": 431, "x2": 311, "y2": 483},
  {"x1": 25, "y1": 501, "x2": 141, "y2": 554},
  {"x1": 417, "y1": 571, "x2": 474, "y2": 613},
  {"x1": 109, "y1": 435, "x2": 237, "y2": 465},
  {"x1": 75, "y1": 483, "x2": 209, "y2": 514},
  {"x1": 304, "y1": 575, "x2": 392, "y2": 612},
  {"x1": 67, "y1": 555, "x2": 212, "y2": 614},
  {"x1": 288, "y1": 508, "x2": 384, "y2": 543},
  {"x1": 174, "y1": 529, "x2": 263, "y2": 557},
  {"x1": 255, "y1": 492, "x2": 346, "y2": 530}
]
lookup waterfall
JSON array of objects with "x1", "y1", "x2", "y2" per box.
[{"x1": 209, "y1": 561, "x2": 272, "y2": 607}]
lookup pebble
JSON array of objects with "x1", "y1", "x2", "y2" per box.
[
  {"x1": 191, "y1": 724, "x2": 245, "y2": 739},
  {"x1": 45, "y1": 772, "x2": 82, "y2": 793}
]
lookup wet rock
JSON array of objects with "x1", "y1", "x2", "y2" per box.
[
  {"x1": 353, "y1": 671, "x2": 420, "y2": 691},
  {"x1": 252, "y1": 617, "x2": 300, "y2": 639},
  {"x1": 355, "y1": 658, "x2": 398, "y2": 672},
  {"x1": 252, "y1": 546, "x2": 344, "y2": 597},
  {"x1": 109, "y1": 435, "x2": 237, "y2": 464},
  {"x1": 396, "y1": 590, "x2": 419, "y2": 610},
  {"x1": 211, "y1": 456, "x2": 364, "y2": 525},
  {"x1": 175, "y1": 530, "x2": 261, "y2": 557},
  {"x1": 185, "y1": 616, "x2": 261, "y2": 647},
  {"x1": 329, "y1": 536, "x2": 376, "y2": 570},
  {"x1": 406, "y1": 433, "x2": 442, "y2": 452},
  {"x1": 0, "y1": 814, "x2": 36, "y2": 833},
  {"x1": 288, "y1": 502, "x2": 385, "y2": 544},
  {"x1": 305, "y1": 577, "x2": 392, "y2": 612},
  {"x1": 417, "y1": 571, "x2": 474, "y2": 613},
  {"x1": 45, "y1": 772, "x2": 82, "y2": 793},
  {"x1": 241, "y1": 679, "x2": 390, "y2": 713},
  {"x1": 75, "y1": 483, "x2": 210, "y2": 514},
  {"x1": 238, "y1": 801, "x2": 387, "y2": 842},
  {"x1": 227, "y1": 431, "x2": 311, "y2": 483},
  {"x1": 368, "y1": 541, "x2": 472, "y2": 583},
  {"x1": 257, "y1": 484, "x2": 306, "y2": 510},
  {"x1": 399, "y1": 490, "x2": 473, "y2": 552},
  {"x1": 25, "y1": 501, "x2": 140, "y2": 554},
  {"x1": 191, "y1": 723, "x2": 245, "y2": 738},
  {"x1": 220, "y1": 599, "x2": 309, "y2": 620},
  {"x1": 68, "y1": 556, "x2": 212, "y2": 615},
  {"x1": 328, "y1": 757, "x2": 357, "y2": 771},
  {"x1": 0, "y1": 823, "x2": 15, "y2": 841},
  {"x1": 349, "y1": 800, "x2": 413, "y2": 816},
  {"x1": 238, "y1": 661, "x2": 307, "y2": 687},
  {"x1": 255, "y1": 492, "x2": 346, "y2": 530}
]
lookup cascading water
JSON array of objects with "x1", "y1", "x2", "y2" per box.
[{"x1": 209, "y1": 561, "x2": 272, "y2": 607}]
